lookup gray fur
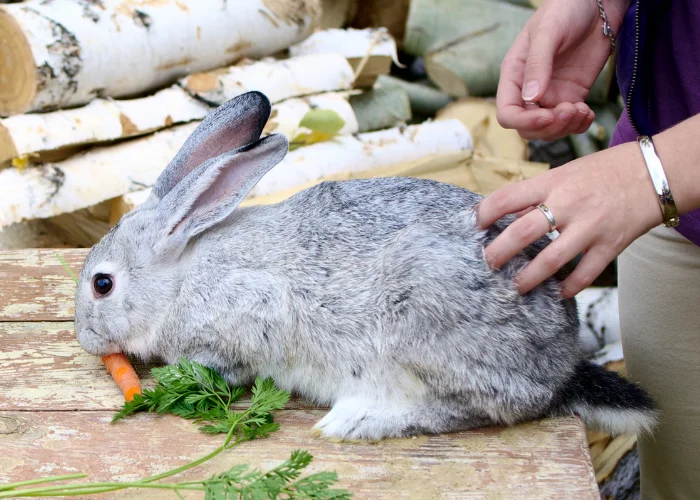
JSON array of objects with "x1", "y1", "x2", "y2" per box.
[{"x1": 74, "y1": 92, "x2": 658, "y2": 441}]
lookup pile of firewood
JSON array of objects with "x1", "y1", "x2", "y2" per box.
[
  {"x1": 0, "y1": 0, "x2": 556, "y2": 247},
  {"x1": 0, "y1": 0, "x2": 634, "y2": 495}
]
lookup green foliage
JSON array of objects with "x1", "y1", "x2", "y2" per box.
[
  {"x1": 113, "y1": 359, "x2": 288, "y2": 441},
  {"x1": 0, "y1": 359, "x2": 350, "y2": 499},
  {"x1": 201, "y1": 450, "x2": 351, "y2": 500},
  {"x1": 289, "y1": 109, "x2": 346, "y2": 151}
]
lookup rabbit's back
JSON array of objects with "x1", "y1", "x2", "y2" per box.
[{"x1": 191, "y1": 177, "x2": 580, "y2": 419}]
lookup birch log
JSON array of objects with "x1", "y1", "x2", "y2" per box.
[
  {"x1": 180, "y1": 53, "x2": 355, "y2": 106},
  {"x1": 114, "y1": 152, "x2": 549, "y2": 228},
  {"x1": 0, "y1": 0, "x2": 320, "y2": 115},
  {"x1": 1, "y1": 54, "x2": 359, "y2": 166},
  {"x1": 1, "y1": 117, "x2": 470, "y2": 228},
  {"x1": 0, "y1": 89, "x2": 358, "y2": 167},
  {"x1": 106, "y1": 92, "x2": 359, "y2": 225},
  {"x1": 0, "y1": 86, "x2": 210, "y2": 165},
  {"x1": 288, "y1": 27, "x2": 398, "y2": 87},
  {"x1": 108, "y1": 120, "x2": 473, "y2": 220},
  {"x1": 0, "y1": 122, "x2": 198, "y2": 229},
  {"x1": 264, "y1": 91, "x2": 359, "y2": 139},
  {"x1": 246, "y1": 119, "x2": 472, "y2": 199},
  {"x1": 404, "y1": 0, "x2": 533, "y2": 97}
]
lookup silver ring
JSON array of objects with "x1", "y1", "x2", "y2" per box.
[{"x1": 537, "y1": 203, "x2": 556, "y2": 233}]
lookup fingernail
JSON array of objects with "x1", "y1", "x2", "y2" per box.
[
  {"x1": 535, "y1": 117, "x2": 554, "y2": 127},
  {"x1": 560, "y1": 287, "x2": 574, "y2": 299},
  {"x1": 484, "y1": 252, "x2": 498, "y2": 270},
  {"x1": 558, "y1": 111, "x2": 573, "y2": 121},
  {"x1": 522, "y1": 81, "x2": 540, "y2": 101}
]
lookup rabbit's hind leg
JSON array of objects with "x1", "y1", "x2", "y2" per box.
[{"x1": 311, "y1": 395, "x2": 494, "y2": 442}]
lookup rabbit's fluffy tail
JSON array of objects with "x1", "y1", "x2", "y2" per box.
[{"x1": 549, "y1": 360, "x2": 658, "y2": 436}]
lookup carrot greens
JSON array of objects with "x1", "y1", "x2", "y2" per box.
[{"x1": 0, "y1": 359, "x2": 350, "y2": 499}]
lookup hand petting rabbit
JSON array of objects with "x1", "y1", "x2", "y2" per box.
[{"x1": 75, "y1": 91, "x2": 657, "y2": 441}]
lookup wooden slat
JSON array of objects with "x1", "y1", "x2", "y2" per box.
[
  {"x1": 0, "y1": 249, "x2": 87, "y2": 322},
  {"x1": 0, "y1": 321, "x2": 313, "y2": 411},
  {"x1": 0, "y1": 321, "x2": 143, "y2": 411},
  {"x1": 0, "y1": 411, "x2": 598, "y2": 499}
]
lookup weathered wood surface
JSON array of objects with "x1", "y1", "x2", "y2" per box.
[
  {"x1": 0, "y1": 412, "x2": 598, "y2": 499},
  {"x1": 0, "y1": 321, "x2": 314, "y2": 412},
  {"x1": 0, "y1": 249, "x2": 86, "y2": 322},
  {"x1": 0, "y1": 249, "x2": 600, "y2": 498}
]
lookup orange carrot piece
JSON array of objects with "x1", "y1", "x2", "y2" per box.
[{"x1": 102, "y1": 353, "x2": 142, "y2": 401}]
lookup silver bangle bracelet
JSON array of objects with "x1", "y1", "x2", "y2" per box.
[{"x1": 637, "y1": 135, "x2": 680, "y2": 228}]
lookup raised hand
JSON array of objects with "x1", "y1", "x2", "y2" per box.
[{"x1": 496, "y1": 0, "x2": 629, "y2": 141}]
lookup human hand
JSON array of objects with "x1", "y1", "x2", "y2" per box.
[
  {"x1": 476, "y1": 142, "x2": 663, "y2": 299},
  {"x1": 496, "y1": 0, "x2": 628, "y2": 141}
]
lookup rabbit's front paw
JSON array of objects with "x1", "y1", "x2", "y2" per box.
[{"x1": 311, "y1": 396, "x2": 409, "y2": 442}]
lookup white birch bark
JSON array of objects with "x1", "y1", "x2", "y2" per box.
[
  {"x1": 0, "y1": 120, "x2": 472, "y2": 228},
  {"x1": 108, "y1": 91, "x2": 358, "y2": 224},
  {"x1": 114, "y1": 120, "x2": 474, "y2": 220},
  {"x1": 289, "y1": 27, "x2": 398, "y2": 59},
  {"x1": 0, "y1": 86, "x2": 210, "y2": 164},
  {"x1": 264, "y1": 92, "x2": 359, "y2": 139},
  {"x1": 0, "y1": 0, "x2": 320, "y2": 115},
  {"x1": 180, "y1": 53, "x2": 355, "y2": 106},
  {"x1": 289, "y1": 27, "x2": 398, "y2": 87},
  {"x1": 248, "y1": 119, "x2": 473, "y2": 198},
  {"x1": 0, "y1": 88, "x2": 358, "y2": 166}
]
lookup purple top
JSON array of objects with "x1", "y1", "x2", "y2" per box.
[{"x1": 610, "y1": 0, "x2": 700, "y2": 246}]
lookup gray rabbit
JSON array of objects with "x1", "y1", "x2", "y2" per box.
[{"x1": 74, "y1": 91, "x2": 657, "y2": 441}]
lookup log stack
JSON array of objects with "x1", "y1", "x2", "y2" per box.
[
  {"x1": 0, "y1": 0, "x2": 631, "y2": 491},
  {"x1": 0, "y1": 0, "x2": 552, "y2": 242}
]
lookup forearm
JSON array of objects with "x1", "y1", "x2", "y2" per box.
[{"x1": 650, "y1": 113, "x2": 700, "y2": 215}]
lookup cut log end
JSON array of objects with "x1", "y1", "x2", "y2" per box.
[
  {"x1": 424, "y1": 57, "x2": 468, "y2": 98},
  {"x1": 0, "y1": 122, "x2": 18, "y2": 163},
  {"x1": 0, "y1": 8, "x2": 37, "y2": 116},
  {"x1": 262, "y1": 0, "x2": 322, "y2": 28}
]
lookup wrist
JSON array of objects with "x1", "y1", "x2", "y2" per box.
[
  {"x1": 650, "y1": 128, "x2": 700, "y2": 216},
  {"x1": 621, "y1": 142, "x2": 666, "y2": 229},
  {"x1": 637, "y1": 136, "x2": 680, "y2": 227}
]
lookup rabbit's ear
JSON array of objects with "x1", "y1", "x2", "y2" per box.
[
  {"x1": 150, "y1": 91, "x2": 271, "y2": 200},
  {"x1": 156, "y1": 134, "x2": 288, "y2": 249}
]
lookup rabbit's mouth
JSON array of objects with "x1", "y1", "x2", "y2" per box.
[{"x1": 76, "y1": 327, "x2": 120, "y2": 356}]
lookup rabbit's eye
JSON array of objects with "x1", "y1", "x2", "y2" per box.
[{"x1": 93, "y1": 274, "x2": 113, "y2": 296}]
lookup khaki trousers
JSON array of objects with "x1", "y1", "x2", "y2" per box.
[{"x1": 618, "y1": 225, "x2": 700, "y2": 499}]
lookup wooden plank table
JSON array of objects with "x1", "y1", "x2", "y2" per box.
[{"x1": 0, "y1": 249, "x2": 600, "y2": 499}]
